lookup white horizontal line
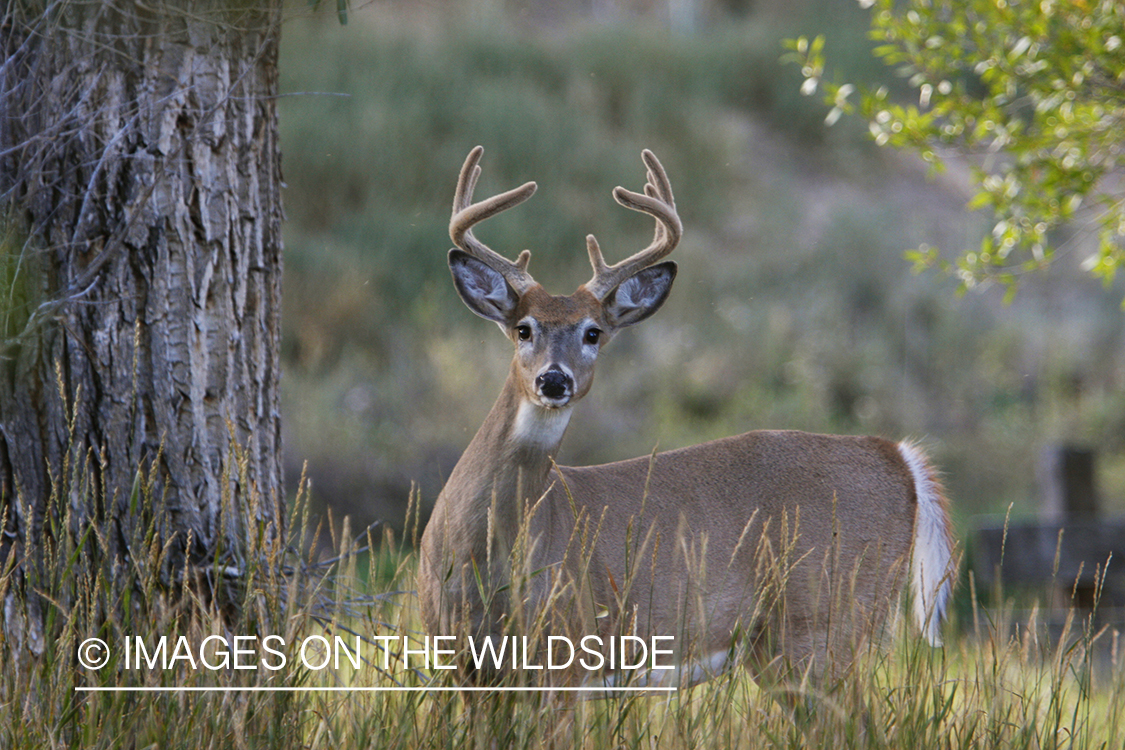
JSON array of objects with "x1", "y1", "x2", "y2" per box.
[{"x1": 75, "y1": 686, "x2": 678, "y2": 693}]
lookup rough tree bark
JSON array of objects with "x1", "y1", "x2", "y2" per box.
[{"x1": 0, "y1": 1, "x2": 284, "y2": 650}]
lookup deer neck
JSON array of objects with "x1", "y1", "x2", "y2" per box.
[{"x1": 433, "y1": 361, "x2": 572, "y2": 557}]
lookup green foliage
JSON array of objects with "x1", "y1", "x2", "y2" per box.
[{"x1": 788, "y1": 0, "x2": 1125, "y2": 297}]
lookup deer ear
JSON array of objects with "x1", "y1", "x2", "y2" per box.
[
  {"x1": 604, "y1": 261, "x2": 676, "y2": 329},
  {"x1": 449, "y1": 249, "x2": 521, "y2": 325}
]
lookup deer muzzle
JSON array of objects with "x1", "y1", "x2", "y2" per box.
[{"x1": 535, "y1": 369, "x2": 573, "y2": 405}]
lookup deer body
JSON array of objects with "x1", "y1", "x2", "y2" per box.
[{"x1": 417, "y1": 148, "x2": 954, "y2": 688}]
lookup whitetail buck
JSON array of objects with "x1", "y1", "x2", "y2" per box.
[{"x1": 417, "y1": 147, "x2": 955, "y2": 693}]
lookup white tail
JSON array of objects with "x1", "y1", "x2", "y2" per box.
[
  {"x1": 899, "y1": 441, "x2": 954, "y2": 646},
  {"x1": 417, "y1": 147, "x2": 956, "y2": 691}
]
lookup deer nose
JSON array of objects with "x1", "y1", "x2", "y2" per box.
[{"x1": 535, "y1": 369, "x2": 573, "y2": 402}]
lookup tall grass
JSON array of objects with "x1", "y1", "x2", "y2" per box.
[
  {"x1": 300, "y1": 498, "x2": 1123, "y2": 749},
  {"x1": 2, "y1": 434, "x2": 1121, "y2": 749},
  {"x1": 0, "y1": 386, "x2": 396, "y2": 747}
]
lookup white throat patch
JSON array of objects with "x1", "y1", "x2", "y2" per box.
[{"x1": 513, "y1": 400, "x2": 572, "y2": 450}]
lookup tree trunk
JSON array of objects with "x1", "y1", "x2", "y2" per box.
[{"x1": 0, "y1": 1, "x2": 284, "y2": 650}]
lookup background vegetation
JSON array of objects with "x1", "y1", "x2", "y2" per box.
[{"x1": 278, "y1": 0, "x2": 1125, "y2": 538}]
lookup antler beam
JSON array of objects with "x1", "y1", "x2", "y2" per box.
[
  {"x1": 583, "y1": 150, "x2": 682, "y2": 301},
  {"x1": 450, "y1": 146, "x2": 539, "y2": 295}
]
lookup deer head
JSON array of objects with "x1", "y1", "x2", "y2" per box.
[{"x1": 447, "y1": 146, "x2": 682, "y2": 411}]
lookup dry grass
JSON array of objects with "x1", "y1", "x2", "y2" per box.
[{"x1": 3, "y1": 458, "x2": 1121, "y2": 749}]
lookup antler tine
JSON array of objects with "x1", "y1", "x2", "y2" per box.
[
  {"x1": 450, "y1": 146, "x2": 539, "y2": 294},
  {"x1": 583, "y1": 149, "x2": 682, "y2": 301}
]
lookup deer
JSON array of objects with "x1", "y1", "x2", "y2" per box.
[{"x1": 417, "y1": 146, "x2": 955, "y2": 700}]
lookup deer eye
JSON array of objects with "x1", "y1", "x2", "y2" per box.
[
  {"x1": 516, "y1": 325, "x2": 532, "y2": 342},
  {"x1": 584, "y1": 328, "x2": 602, "y2": 346}
]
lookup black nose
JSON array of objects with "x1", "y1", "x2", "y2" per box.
[{"x1": 536, "y1": 370, "x2": 572, "y2": 401}]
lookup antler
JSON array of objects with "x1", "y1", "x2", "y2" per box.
[
  {"x1": 450, "y1": 146, "x2": 539, "y2": 294},
  {"x1": 583, "y1": 149, "x2": 682, "y2": 301}
]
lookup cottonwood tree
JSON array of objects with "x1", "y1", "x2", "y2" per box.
[
  {"x1": 0, "y1": 1, "x2": 284, "y2": 650},
  {"x1": 790, "y1": 0, "x2": 1125, "y2": 299}
]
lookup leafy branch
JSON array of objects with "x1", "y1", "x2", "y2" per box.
[{"x1": 786, "y1": 0, "x2": 1125, "y2": 300}]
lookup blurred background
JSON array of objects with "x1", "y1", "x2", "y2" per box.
[{"x1": 277, "y1": 0, "x2": 1125, "y2": 543}]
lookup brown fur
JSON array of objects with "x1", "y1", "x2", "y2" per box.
[{"x1": 418, "y1": 148, "x2": 951, "y2": 690}]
